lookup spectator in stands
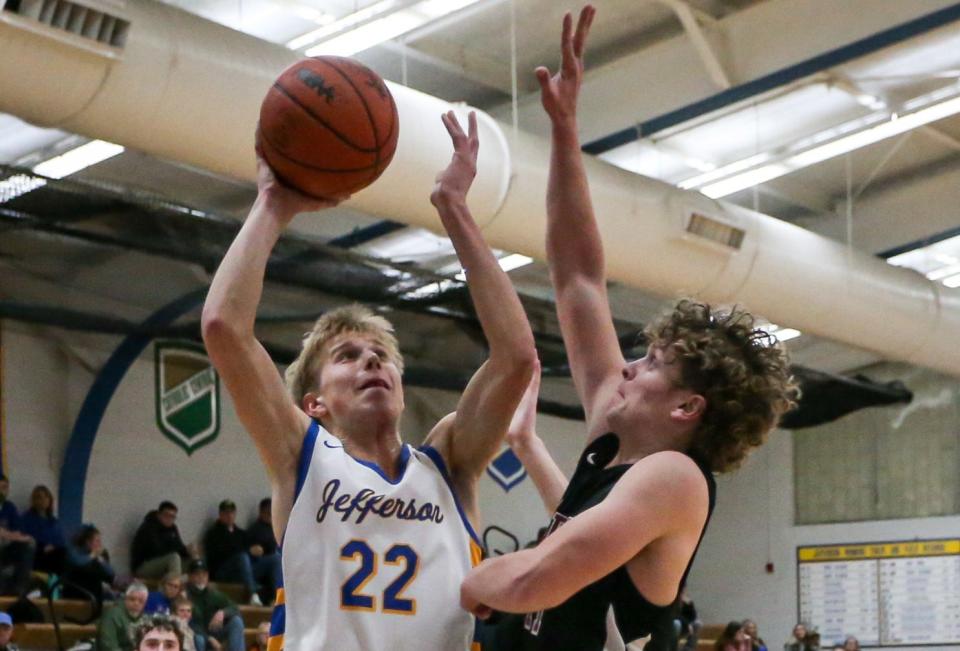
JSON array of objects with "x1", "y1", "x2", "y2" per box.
[
  {"x1": 716, "y1": 622, "x2": 751, "y2": 651},
  {"x1": 173, "y1": 596, "x2": 201, "y2": 651},
  {"x1": 743, "y1": 619, "x2": 767, "y2": 651},
  {"x1": 785, "y1": 624, "x2": 819, "y2": 651},
  {"x1": 842, "y1": 637, "x2": 859, "y2": 651},
  {"x1": 132, "y1": 502, "x2": 196, "y2": 579},
  {"x1": 0, "y1": 612, "x2": 18, "y2": 651},
  {"x1": 146, "y1": 572, "x2": 185, "y2": 615},
  {"x1": 133, "y1": 614, "x2": 183, "y2": 651},
  {"x1": 19, "y1": 485, "x2": 66, "y2": 575},
  {"x1": 244, "y1": 499, "x2": 280, "y2": 604},
  {"x1": 249, "y1": 621, "x2": 270, "y2": 651},
  {"x1": 677, "y1": 589, "x2": 702, "y2": 651},
  {"x1": 0, "y1": 476, "x2": 35, "y2": 596},
  {"x1": 98, "y1": 582, "x2": 149, "y2": 651},
  {"x1": 204, "y1": 500, "x2": 276, "y2": 606},
  {"x1": 186, "y1": 559, "x2": 245, "y2": 651},
  {"x1": 64, "y1": 524, "x2": 116, "y2": 603}
]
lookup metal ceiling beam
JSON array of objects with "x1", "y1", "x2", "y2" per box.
[{"x1": 489, "y1": 0, "x2": 960, "y2": 145}]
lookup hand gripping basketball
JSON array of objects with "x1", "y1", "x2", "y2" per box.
[{"x1": 258, "y1": 56, "x2": 400, "y2": 199}]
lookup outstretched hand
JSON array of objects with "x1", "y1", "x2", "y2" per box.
[
  {"x1": 255, "y1": 129, "x2": 345, "y2": 219},
  {"x1": 506, "y1": 359, "x2": 541, "y2": 449},
  {"x1": 534, "y1": 5, "x2": 595, "y2": 125},
  {"x1": 431, "y1": 110, "x2": 479, "y2": 209}
]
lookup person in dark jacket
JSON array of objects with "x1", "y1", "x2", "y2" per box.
[
  {"x1": 0, "y1": 475, "x2": 34, "y2": 596},
  {"x1": 245, "y1": 499, "x2": 277, "y2": 557},
  {"x1": 19, "y1": 485, "x2": 66, "y2": 575},
  {"x1": 203, "y1": 500, "x2": 277, "y2": 605},
  {"x1": 244, "y1": 498, "x2": 280, "y2": 604},
  {"x1": 64, "y1": 524, "x2": 116, "y2": 604},
  {"x1": 186, "y1": 560, "x2": 244, "y2": 651},
  {"x1": 131, "y1": 501, "x2": 195, "y2": 579}
]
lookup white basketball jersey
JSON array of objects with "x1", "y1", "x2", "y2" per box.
[{"x1": 270, "y1": 420, "x2": 482, "y2": 651}]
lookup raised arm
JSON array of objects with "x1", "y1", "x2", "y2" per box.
[
  {"x1": 201, "y1": 147, "x2": 339, "y2": 505},
  {"x1": 537, "y1": 6, "x2": 624, "y2": 434},
  {"x1": 505, "y1": 362, "x2": 568, "y2": 514},
  {"x1": 424, "y1": 111, "x2": 537, "y2": 509}
]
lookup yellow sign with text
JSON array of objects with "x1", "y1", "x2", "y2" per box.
[{"x1": 798, "y1": 539, "x2": 960, "y2": 562}]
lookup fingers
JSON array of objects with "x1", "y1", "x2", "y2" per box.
[
  {"x1": 535, "y1": 66, "x2": 552, "y2": 90},
  {"x1": 467, "y1": 110, "x2": 478, "y2": 141},
  {"x1": 440, "y1": 110, "x2": 462, "y2": 140},
  {"x1": 560, "y1": 12, "x2": 576, "y2": 78},
  {"x1": 572, "y1": 5, "x2": 595, "y2": 58}
]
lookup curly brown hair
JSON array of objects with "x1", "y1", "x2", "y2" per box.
[{"x1": 644, "y1": 299, "x2": 799, "y2": 473}]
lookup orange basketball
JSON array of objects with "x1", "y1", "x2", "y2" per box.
[{"x1": 258, "y1": 56, "x2": 399, "y2": 199}]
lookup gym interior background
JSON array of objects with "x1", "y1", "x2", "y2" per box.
[{"x1": 1, "y1": 0, "x2": 959, "y2": 648}]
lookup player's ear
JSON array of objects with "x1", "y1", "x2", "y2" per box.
[
  {"x1": 302, "y1": 392, "x2": 328, "y2": 420},
  {"x1": 672, "y1": 394, "x2": 706, "y2": 422}
]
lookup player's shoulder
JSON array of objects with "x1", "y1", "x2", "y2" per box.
[{"x1": 619, "y1": 451, "x2": 709, "y2": 505}]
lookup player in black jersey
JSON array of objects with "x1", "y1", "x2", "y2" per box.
[{"x1": 462, "y1": 6, "x2": 799, "y2": 650}]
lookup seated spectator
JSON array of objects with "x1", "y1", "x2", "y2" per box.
[
  {"x1": 785, "y1": 625, "x2": 819, "y2": 651},
  {"x1": 132, "y1": 501, "x2": 196, "y2": 579},
  {"x1": 204, "y1": 500, "x2": 276, "y2": 606},
  {"x1": 19, "y1": 485, "x2": 66, "y2": 576},
  {"x1": 677, "y1": 589, "x2": 701, "y2": 651},
  {"x1": 743, "y1": 619, "x2": 767, "y2": 651},
  {"x1": 98, "y1": 582, "x2": 149, "y2": 651},
  {"x1": 146, "y1": 573, "x2": 185, "y2": 615},
  {"x1": 0, "y1": 475, "x2": 34, "y2": 596},
  {"x1": 186, "y1": 559, "x2": 245, "y2": 651},
  {"x1": 64, "y1": 524, "x2": 116, "y2": 603},
  {"x1": 133, "y1": 614, "x2": 183, "y2": 651},
  {"x1": 843, "y1": 637, "x2": 859, "y2": 651},
  {"x1": 716, "y1": 622, "x2": 751, "y2": 651},
  {"x1": 0, "y1": 612, "x2": 18, "y2": 651},
  {"x1": 248, "y1": 622, "x2": 270, "y2": 651},
  {"x1": 172, "y1": 597, "x2": 201, "y2": 651},
  {"x1": 244, "y1": 499, "x2": 280, "y2": 604}
]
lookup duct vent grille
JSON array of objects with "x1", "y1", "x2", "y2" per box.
[
  {"x1": 2, "y1": 0, "x2": 129, "y2": 49},
  {"x1": 686, "y1": 212, "x2": 745, "y2": 250}
]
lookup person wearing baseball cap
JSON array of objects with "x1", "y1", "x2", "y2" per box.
[
  {"x1": 186, "y1": 559, "x2": 244, "y2": 651},
  {"x1": 0, "y1": 612, "x2": 17, "y2": 651}
]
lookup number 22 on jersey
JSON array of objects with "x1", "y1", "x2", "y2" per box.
[{"x1": 340, "y1": 540, "x2": 419, "y2": 614}]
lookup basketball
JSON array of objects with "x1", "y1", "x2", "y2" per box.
[{"x1": 257, "y1": 56, "x2": 399, "y2": 199}]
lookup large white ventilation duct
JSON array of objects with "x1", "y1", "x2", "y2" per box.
[{"x1": 1, "y1": 0, "x2": 958, "y2": 376}]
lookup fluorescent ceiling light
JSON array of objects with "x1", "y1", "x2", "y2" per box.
[
  {"x1": 760, "y1": 323, "x2": 802, "y2": 343},
  {"x1": 453, "y1": 253, "x2": 534, "y2": 280},
  {"x1": 682, "y1": 84, "x2": 960, "y2": 199},
  {"x1": 943, "y1": 273, "x2": 960, "y2": 288},
  {"x1": 32, "y1": 140, "x2": 124, "y2": 179},
  {"x1": 307, "y1": 13, "x2": 420, "y2": 56},
  {"x1": 885, "y1": 231, "x2": 960, "y2": 289},
  {"x1": 290, "y1": 0, "x2": 483, "y2": 56},
  {"x1": 0, "y1": 174, "x2": 47, "y2": 204},
  {"x1": 0, "y1": 139, "x2": 123, "y2": 204}
]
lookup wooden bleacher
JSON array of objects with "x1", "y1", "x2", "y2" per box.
[
  {"x1": 2, "y1": 590, "x2": 273, "y2": 651},
  {"x1": 696, "y1": 623, "x2": 728, "y2": 651}
]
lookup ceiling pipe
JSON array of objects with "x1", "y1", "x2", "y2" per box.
[{"x1": 1, "y1": 0, "x2": 959, "y2": 376}]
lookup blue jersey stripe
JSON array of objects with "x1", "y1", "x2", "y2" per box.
[
  {"x1": 418, "y1": 445, "x2": 482, "y2": 547},
  {"x1": 294, "y1": 420, "x2": 320, "y2": 502}
]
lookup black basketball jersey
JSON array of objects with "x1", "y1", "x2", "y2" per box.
[{"x1": 482, "y1": 432, "x2": 717, "y2": 651}]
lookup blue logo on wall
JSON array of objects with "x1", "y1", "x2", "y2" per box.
[{"x1": 487, "y1": 448, "x2": 527, "y2": 492}]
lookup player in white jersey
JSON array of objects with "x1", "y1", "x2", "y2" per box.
[{"x1": 202, "y1": 110, "x2": 536, "y2": 651}]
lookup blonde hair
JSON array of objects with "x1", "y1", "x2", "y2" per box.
[{"x1": 284, "y1": 304, "x2": 403, "y2": 404}]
